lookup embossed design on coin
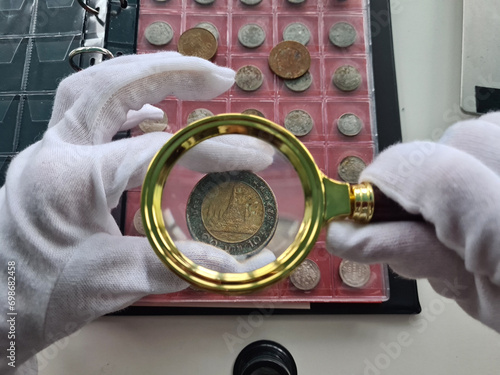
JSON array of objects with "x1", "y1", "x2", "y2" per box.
[
  {"x1": 332, "y1": 65, "x2": 362, "y2": 92},
  {"x1": 339, "y1": 260, "x2": 371, "y2": 288},
  {"x1": 194, "y1": 0, "x2": 215, "y2": 4},
  {"x1": 283, "y1": 22, "x2": 311, "y2": 45},
  {"x1": 337, "y1": 113, "x2": 363, "y2": 136},
  {"x1": 195, "y1": 22, "x2": 219, "y2": 41},
  {"x1": 238, "y1": 23, "x2": 266, "y2": 49},
  {"x1": 284, "y1": 110, "x2": 314, "y2": 137},
  {"x1": 186, "y1": 171, "x2": 278, "y2": 256},
  {"x1": 235, "y1": 65, "x2": 264, "y2": 92},
  {"x1": 144, "y1": 21, "x2": 174, "y2": 46},
  {"x1": 290, "y1": 259, "x2": 321, "y2": 291},
  {"x1": 329, "y1": 22, "x2": 357, "y2": 48},
  {"x1": 133, "y1": 209, "x2": 146, "y2": 236},
  {"x1": 187, "y1": 108, "x2": 214, "y2": 124},
  {"x1": 269, "y1": 41, "x2": 311, "y2": 79},
  {"x1": 242, "y1": 109, "x2": 266, "y2": 118},
  {"x1": 240, "y1": 0, "x2": 262, "y2": 5},
  {"x1": 337, "y1": 156, "x2": 366, "y2": 183},
  {"x1": 138, "y1": 112, "x2": 169, "y2": 133},
  {"x1": 284, "y1": 71, "x2": 312, "y2": 92},
  {"x1": 178, "y1": 28, "x2": 217, "y2": 60}
]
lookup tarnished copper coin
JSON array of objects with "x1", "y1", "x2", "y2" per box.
[
  {"x1": 242, "y1": 108, "x2": 266, "y2": 118},
  {"x1": 186, "y1": 171, "x2": 278, "y2": 256},
  {"x1": 268, "y1": 41, "x2": 311, "y2": 79},
  {"x1": 178, "y1": 28, "x2": 217, "y2": 60}
]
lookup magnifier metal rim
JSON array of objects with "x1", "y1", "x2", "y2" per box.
[{"x1": 141, "y1": 113, "x2": 325, "y2": 294}]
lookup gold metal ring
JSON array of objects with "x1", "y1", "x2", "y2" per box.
[{"x1": 68, "y1": 47, "x2": 114, "y2": 72}]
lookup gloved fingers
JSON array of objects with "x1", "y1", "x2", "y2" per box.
[
  {"x1": 121, "y1": 104, "x2": 165, "y2": 131},
  {"x1": 49, "y1": 52, "x2": 235, "y2": 145},
  {"x1": 360, "y1": 142, "x2": 500, "y2": 284},
  {"x1": 439, "y1": 113, "x2": 500, "y2": 174}
]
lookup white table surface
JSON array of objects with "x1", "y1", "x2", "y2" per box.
[{"x1": 39, "y1": 1, "x2": 500, "y2": 374}]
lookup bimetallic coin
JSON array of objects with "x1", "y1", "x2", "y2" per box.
[
  {"x1": 238, "y1": 24, "x2": 266, "y2": 49},
  {"x1": 187, "y1": 108, "x2": 214, "y2": 125},
  {"x1": 194, "y1": 0, "x2": 215, "y2": 4},
  {"x1": 195, "y1": 22, "x2": 220, "y2": 41},
  {"x1": 235, "y1": 65, "x2": 264, "y2": 92},
  {"x1": 339, "y1": 260, "x2": 371, "y2": 288},
  {"x1": 240, "y1": 0, "x2": 262, "y2": 4},
  {"x1": 178, "y1": 28, "x2": 217, "y2": 60},
  {"x1": 284, "y1": 110, "x2": 314, "y2": 137},
  {"x1": 283, "y1": 22, "x2": 311, "y2": 46},
  {"x1": 338, "y1": 156, "x2": 366, "y2": 183},
  {"x1": 138, "y1": 112, "x2": 169, "y2": 133},
  {"x1": 133, "y1": 209, "x2": 146, "y2": 236},
  {"x1": 144, "y1": 21, "x2": 174, "y2": 46},
  {"x1": 269, "y1": 41, "x2": 311, "y2": 80},
  {"x1": 242, "y1": 109, "x2": 266, "y2": 118},
  {"x1": 284, "y1": 71, "x2": 312, "y2": 92},
  {"x1": 186, "y1": 171, "x2": 278, "y2": 256},
  {"x1": 337, "y1": 113, "x2": 363, "y2": 136},
  {"x1": 290, "y1": 259, "x2": 321, "y2": 291},
  {"x1": 329, "y1": 22, "x2": 357, "y2": 48},
  {"x1": 332, "y1": 65, "x2": 362, "y2": 92}
]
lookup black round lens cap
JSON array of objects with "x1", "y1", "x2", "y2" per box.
[{"x1": 233, "y1": 340, "x2": 298, "y2": 375}]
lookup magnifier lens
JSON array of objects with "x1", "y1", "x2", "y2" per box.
[{"x1": 160, "y1": 133, "x2": 305, "y2": 273}]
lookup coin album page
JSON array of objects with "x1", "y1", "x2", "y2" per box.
[{"x1": 124, "y1": 0, "x2": 390, "y2": 305}]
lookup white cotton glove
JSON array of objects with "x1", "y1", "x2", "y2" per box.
[
  {"x1": 327, "y1": 113, "x2": 500, "y2": 332},
  {"x1": 0, "y1": 52, "x2": 275, "y2": 375}
]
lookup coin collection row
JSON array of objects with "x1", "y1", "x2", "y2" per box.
[{"x1": 125, "y1": 0, "x2": 389, "y2": 303}]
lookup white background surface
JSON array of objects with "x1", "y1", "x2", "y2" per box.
[{"x1": 38, "y1": 1, "x2": 500, "y2": 374}]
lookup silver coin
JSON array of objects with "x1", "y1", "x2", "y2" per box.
[
  {"x1": 337, "y1": 156, "x2": 366, "y2": 183},
  {"x1": 133, "y1": 209, "x2": 146, "y2": 236},
  {"x1": 195, "y1": 22, "x2": 220, "y2": 41},
  {"x1": 283, "y1": 22, "x2": 310, "y2": 45},
  {"x1": 242, "y1": 108, "x2": 266, "y2": 118},
  {"x1": 235, "y1": 65, "x2": 264, "y2": 92},
  {"x1": 138, "y1": 112, "x2": 169, "y2": 133},
  {"x1": 238, "y1": 24, "x2": 266, "y2": 49},
  {"x1": 240, "y1": 0, "x2": 262, "y2": 4},
  {"x1": 339, "y1": 260, "x2": 371, "y2": 288},
  {"x1": 284, "y1": 71, "x2": 312, "y2": 92},
  {"x1": 284, "y1": 110, "x2": 314, "y2": 137},
  {"x1": 337, "y1": 113, "x2": 363, "y2": 136},
  {"x1": 329, "y1": 22, "x2": 357, "y2": 48},
  {"x1": 290, "y1": 259, "x2": 321, "y2": 291},
  {"x1": 187, "y1": 108, "x2": 214, "y2": 124},
  {"x1": 332, "y1": 65, "x2": 362, "y2": 92},
  {"x1": 194, "y1": 0, "x2": 215, "y2": 4},
  {"x1": 287, "y1": 0, "x2": 306, "y2": 3},
  {"x1": 144, "y1": 21, "x2": 174, "y2": 46}
]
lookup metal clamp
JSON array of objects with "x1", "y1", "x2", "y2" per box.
[
  {"x1": 77, "y1": 0, "x2": 127, "y2": 15},
  {"x1": 68, "y1": 47, "x2": 114, "y2": 71}
]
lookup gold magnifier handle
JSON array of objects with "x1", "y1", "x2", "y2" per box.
[{"x1": 323, "y1": 177, "x2": 424, "y2": 224}]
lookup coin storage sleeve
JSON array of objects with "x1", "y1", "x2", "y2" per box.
[{"x1": 122, "y1": 0, "x2": 390, "y2": 304}]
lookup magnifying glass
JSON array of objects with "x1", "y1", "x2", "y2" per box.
[{"x1": 141, "y1": 114, "x2": 420, "y2": 294}]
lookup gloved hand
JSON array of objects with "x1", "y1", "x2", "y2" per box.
[
  {"x1": 0, "y1": 52, "x2": 275, "y2": 374},
  {"x1": 327, "y1": 113, "x2": 500, "y2": 332}
]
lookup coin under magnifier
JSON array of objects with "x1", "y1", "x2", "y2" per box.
[
  {"x1": 284, "y1": 110, "x2": 314, "y2": 137},
  {"x1": 329, "y1": 22, "x2": 357, "y2": 48},
  {"x1": 283, "y1": 22, "x2": 311, "y2": 45},
  {"x1": 133, "y1": 209, "x2": 146, "y2": 236},
  {"x1": 186, "y1": 171, "x2": 278, "y2": 256},
  {"x1": 338, "y1": 156, "x2": 366, "y2": 183},
  {"x1": 242, "y1": 109, "x2": 266, "y2": 118},
  {"x1": 332, "y1": 65, "x2": 362, "y2": 92},
  {"x1": 339, "y1": 260, "x2": 371, "y2": 288},
  {"x1": 269, "y1": 41, "x2": 311, "y2": 79},
  {"x1": 195, "y1": 22, "x2": 219, "y2": 41},
  {"x1": 289, "y1": 259, "x2": 321, "y2": 291},
  {"x1": 144, "y1": 21, "x2": 174, "y2": 46},
  {"x1": 187, "y1": 108, "x2": 214, "y2": 125},
  {"x1": 178, "y1": 28, "x2": 217, "y2": 60},
  {"x1": 238, "y1": 24, "x2": 266, "y2": 48},
  {"x1": 337, "y1": 113, "x2": 363, "y2": 136},
  {"x1": 284, "y1": 71, "x2": 312, "y2": 92},
  {"x1": 235, "y1": 65, "x2": 264, "y2": 92}
]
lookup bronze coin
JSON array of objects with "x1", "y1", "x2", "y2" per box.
[
  {"x1": 242, "y1": 109, "x2": 266, "y2": 118},
  {"x1": 268, "y1": 41, "x2": 311, "y2": 79},
  {"x1": 178, "y1": 28, "x2": 218, "y2": 60}
]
